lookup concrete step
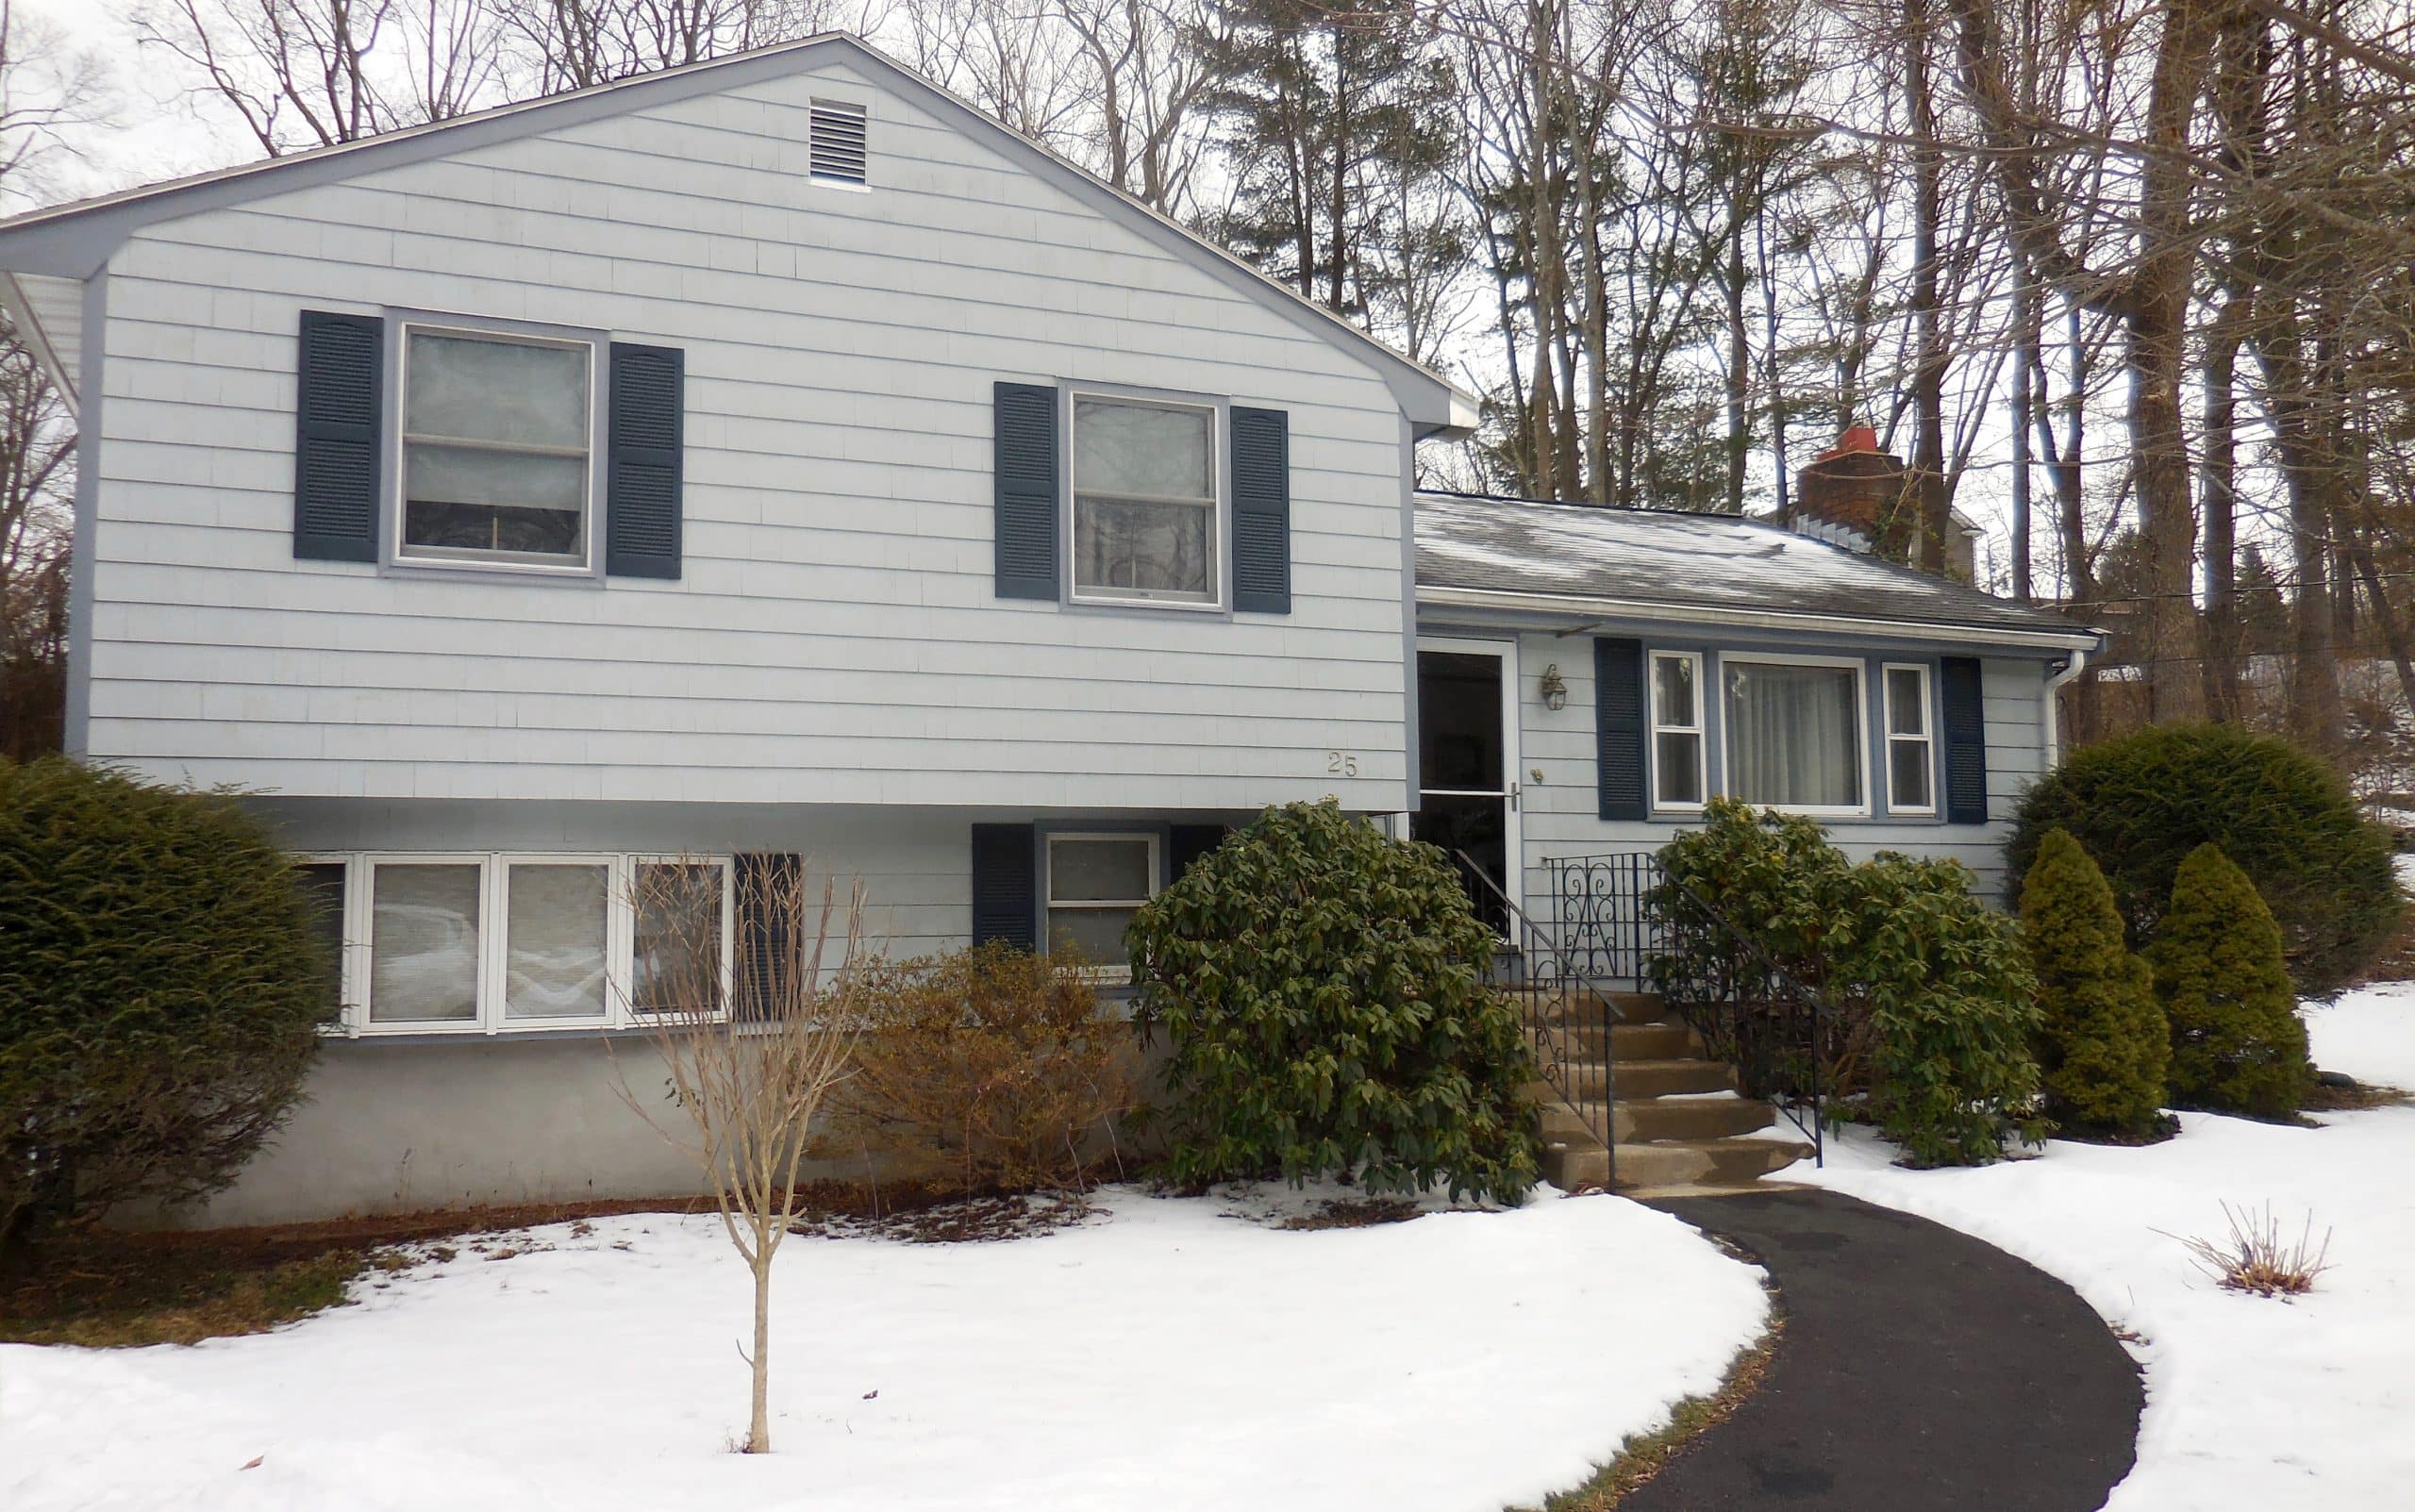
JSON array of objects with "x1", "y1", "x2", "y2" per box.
[
  {"x1": 1526, "y1": 1017, "x2": 1699, "y2": 1061},
  {"x1": 1550, "y1": 1136, "x2": 1815, "y2": 1191},
  {"x1": 1529, "y1": 988, "x2": 1664, "y2": 1027},
  {"x1": 1612, "y1": 1058, "x2": 1737, "y2": 1098},
  {"x1": 1614, "y1": 1094, "x2": 1778, "y2": 1143}
]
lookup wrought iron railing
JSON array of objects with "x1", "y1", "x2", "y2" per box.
[
  {"x1": 1643, "y1": 874, "x2": 1827, "y2": 1163},
  {"x1": 1452, "y1": 851, "x2": 1618, "y2": 1189},
  {"x1": 1544, "y1": 850, "x2": 1829, "y2": 1166},
  {"x1": 1548, "y1": 852, "x2": 1663, "y2": 987}
]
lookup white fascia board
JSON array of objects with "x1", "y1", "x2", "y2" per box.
[{"x1": 1415, "y1": 584, "x2": 2106, "y2": 654}]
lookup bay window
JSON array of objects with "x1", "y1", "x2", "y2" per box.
[
  {"x1": 1045, "y1": 833, "x2": 1160, "y2": 980},
  {"x1": 1649, "y1": 651, "x2": 1706, "y2": 808},
  {"x1": 1883, "y1": 664, "x2": 1937, "y2": 814},
  {"x1": 329, "y1": 855, "x2": 730, "y2": 1035},
  {"x1": 1722, "y1": 656, "x2": 1867, "y2": 814},
  {"x1": 1070, "y1": 394, "x2": 1220, "y2": 606}
]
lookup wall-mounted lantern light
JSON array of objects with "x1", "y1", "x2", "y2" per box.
[{"x1": 1540, "y1": 663, "x2": 1568, "y2": 712}]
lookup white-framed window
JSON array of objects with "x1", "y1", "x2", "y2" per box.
[
  {"x1": 1882, "y1": 663, "x2": 1937, "y2": 814},
  {"x1": 335, "y1": 854, "x2": 733, "y2": 1035},
  {"x1": 1044, "y1": 832, "x2": 1161, "y2": 981},
  {"x1": 394, "y1": 322, "x2": 596, "y2": 573},
  {"x1": 1069, "y1": 392, "x2": 1221, "y2": 607},
  {"x1": 630, "y1": 856, "x2": 736, "y2": 1019},
  {"x1": 1648, "y1": 651, "x2": 1706, "y2": 809},
  {"x1": 1722, "y1": 655, "x2": 1870, "y2": 816}
]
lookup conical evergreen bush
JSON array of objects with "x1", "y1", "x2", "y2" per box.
[
  {"x1": 2147, "y1": 842, "x2": 2312, "y2": 1119},
  {"x1": 2020, "y1": 827, "x2": 2171, "y2": 1138}
]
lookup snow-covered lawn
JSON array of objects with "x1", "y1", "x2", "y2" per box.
[
  {"x1": 0, "y1": 1187, "x2": 1768, "y2": 1512},
  {"x1": 1794, "y1": 986, "x2": 2415, "y2": 1510}
]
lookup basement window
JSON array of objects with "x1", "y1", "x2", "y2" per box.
[{"x1": 1044, "y1": 833, "x2": 1159, "y2": 981}]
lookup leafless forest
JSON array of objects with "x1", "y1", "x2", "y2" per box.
[{"x1": 3, "y1": 0, "x2": 2413, "y2": 785}]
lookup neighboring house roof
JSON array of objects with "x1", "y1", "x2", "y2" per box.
[
  {"x1": 0, "y1": 33, "x2": 1475, "y2": 437},
  {"x1": 1414, "y1": 490, "x2": 2101, "y2": 650}
]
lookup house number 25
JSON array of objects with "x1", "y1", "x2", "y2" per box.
[{"x1": 1326, "y1": 751, "x2": 1360, "y2": 776}]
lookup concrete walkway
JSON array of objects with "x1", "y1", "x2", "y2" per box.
[{"x1": 1623, "y1": 1188, "x2": 2141, "y2": 1512}]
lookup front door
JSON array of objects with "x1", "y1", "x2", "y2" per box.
[{"x1": 1410, "y1": 638, "x2": 1520, "y2": 930}]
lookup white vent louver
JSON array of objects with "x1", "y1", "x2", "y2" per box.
[{"x1": 809, "y1": 100, "x2": 868, "y2": 186}]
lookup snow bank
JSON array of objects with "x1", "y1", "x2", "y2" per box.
[
  {"x1": 1791, "y1": 989, "x2": 2415, "y2": 1509},
  {"x1": 0, "y1": 1188, "x2": 1768, "y2": 1512}
]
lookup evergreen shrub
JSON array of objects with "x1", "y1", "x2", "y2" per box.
[
  {"x1": 2020, "y1": 827, "x2": 2171, "y2": 1138},
  {"x1": 2147, "y1": 842, "x2": 2313, "y2": 1119},
  {"x1": 1126, "y1": 800, "x2": 1541, "y2": 1204},
  {"x1": 0, "y1": 759, "x2": 328, "y2": 1265},
  {"x1": 2005, "y1": 723, "x2": 2399, "y2": 996}
]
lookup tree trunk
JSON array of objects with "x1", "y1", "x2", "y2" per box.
[
  {"x1": 1725, "y1": 208, "x2": 1749, "y2": 516},
  {"x1": 1907, "y1": 0, "x2": 1950, "y2": 571},
  {"x1": 748, "y1": 1244, "x2": 774, "y2": 1453},
  {"x1": 2199, "y1": 296, "x2": 2246, "y2": 721},
  {"x1": 2010, "y1": 257, "x2": 2037, "y2": 602}
]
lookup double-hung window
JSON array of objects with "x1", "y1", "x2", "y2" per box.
[
  {"x1": 1044, "y1": 833, "x2": 1160, "y2": 980},
  {"x1": 1648, "y1": 651, "x2": 1706, "y2": 808},
  {"x1": 328, "y1": 854, "x2": 731, "y2": 1034},
  {"x1": 1070, "y1": 394, "x2": 1220, "y2": 606},
  {"x1": 1883, "y1": 664, "x2": 1937, "y2": 814},
  {"x1": 397, "y1": 324, "x2": 595, "y2": 571},
  {"x1": 1723, "y1": 656, "x2": 1868, "y2": 814}
]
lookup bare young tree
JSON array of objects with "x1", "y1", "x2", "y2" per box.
[{"x1": 610, "y1": 856, "x2": 867, "y2": 1455}]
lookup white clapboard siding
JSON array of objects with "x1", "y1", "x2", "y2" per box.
[
  {"x1": 88, "y1": 54, "x2": 1415, "y2": 810},
  {"x1": 1496, "y1": 632, "x2": 2054, "y2": 907}
]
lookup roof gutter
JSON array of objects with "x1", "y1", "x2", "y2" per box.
[{"x1": 1415, "y1": 583, "x2": 2106, "y2": 654}]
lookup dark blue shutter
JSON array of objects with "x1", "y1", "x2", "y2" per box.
[
  {"x1": 994, "y1": 384, "x2": 1058, "y2": 599},
  {"x1": 607, "y1": 342, "x2": 684, "y2": 579},
  {"x1": 1230, "y1": 407, "x2": 1291, "y2": 613},
  {"x1": 1594, "y1": 638, "x2": 1647, "y2": 821},
  {"x1": 971, "y1": 823, "x2": 1038, "y2": 950},
  {"x1": 293, "y1": 310, "x2": 382, "y2": 562},
  {"x1": 1940, "y1": 656, "x2": 1990, "y2": 823},
  {"x1": 732, "y1": 853, "x2": 800, "y2": 1020}
]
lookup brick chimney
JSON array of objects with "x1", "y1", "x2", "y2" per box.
[{"x1": 1783, "y1": 424, "x2": 1914, "y2": 562}]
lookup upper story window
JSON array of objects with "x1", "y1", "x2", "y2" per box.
[
  {"x1": 1723, "y1": 656, "x2": 1867, "y2": 815},
  {"x1": 1648, "y1": 651, "x2": 1705, "y2": 808},
  {"x1": 1070, "y1": 394, "x2": 1220, "y2": 607},
  {"x1": 1883, "y1": 663, "x2": 1937, "y2": 813},
  {"x1": 397, "y1": 324, "x2": 595, "y2": 572}
]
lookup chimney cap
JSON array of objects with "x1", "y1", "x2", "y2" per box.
[{"x1": 1816, "y1": 423, "x2": 1881, "y2": 462}]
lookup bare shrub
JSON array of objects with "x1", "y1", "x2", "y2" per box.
[
  {"x1": 2165, "y1": 1202, "x2": 2336, "y2": 1299},
  {"x1": 609, "y1": 856, "x2": 867, "y2": 1454},
  {"x1": 825, "y1": 941, "x2": 1134, "y2": 1197}
]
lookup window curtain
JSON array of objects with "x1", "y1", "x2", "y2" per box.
[{"x1": 1725, "y1": 663, "x2": 1861, "y2": 807}]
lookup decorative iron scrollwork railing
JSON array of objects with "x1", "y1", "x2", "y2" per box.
[
  {"x1": 1451, "y1": 852, "x2": 1617, "y2": 1189},
  {"x1": 1543, "y1": 851, "x2": 1828, "y2": 1166}
]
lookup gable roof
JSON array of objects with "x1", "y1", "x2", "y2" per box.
[
  {"x1": 0, "y1": 33, "x2": 1475, "y2": 437},
  {"x1": 1414, "y1": 490, "x2": 2100, "y2": 650}
]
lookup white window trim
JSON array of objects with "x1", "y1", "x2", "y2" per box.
[
  {"x1": 334, "y1": 853, "x2": 735, "y2": 1036},
  {"x1": 1717, "y1": 652, "x2": 1874, "y2": 819},
  {"x1": 1043, "y1": 831, "x2": 1162, "y2": 984},
  {"x1": 357, "y1": 853, "x2": 492, "y2": 1036},
  {"x1": 391, "y1": 319, "x2": 600, "y2": 576},
  {"x1": 1647, "y1": 650, "x2": 1707, "y2": 812},
  {"x1": 1066, "y1": 390, "x2": 1225, "y2": 612},
  {"x1": 1882, "y1": 662, "x2": 1939, "y2": 816}
]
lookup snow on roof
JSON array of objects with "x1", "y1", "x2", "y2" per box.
[{"x1": 1414, "y1": 490, "x2": 2094, "y2": 642}]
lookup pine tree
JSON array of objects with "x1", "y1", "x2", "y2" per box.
[
  {"x1": 2020, "y1": 827, "x2": 2172, "y2": 1138},
  {"x1": 2146, "y1": 842, "x2": 2313, "y2": 1119}
]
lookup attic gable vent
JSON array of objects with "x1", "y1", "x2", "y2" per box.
[{"x1": 809, "y1": 99, "x2": 869, "y2": 186}]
